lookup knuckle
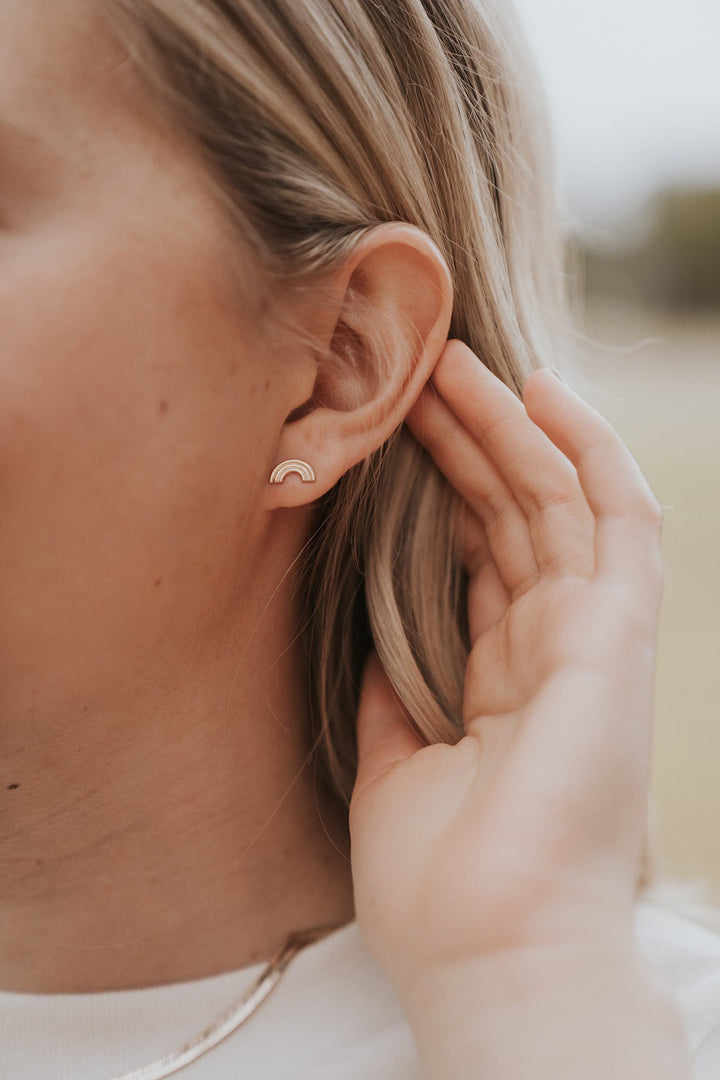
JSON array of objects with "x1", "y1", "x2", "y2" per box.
[
  {"x1": 637, "y1": 494, "x2": 664, "y2": 529},
  {"x1": 527, "y1": 486, "x2": 582, "y2": 516},
  {"x1": 478, "y1": 491, "x2": 515, "y2": 528}
]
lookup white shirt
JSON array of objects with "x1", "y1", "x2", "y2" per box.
[{"x1": 2, "y1": 899, "x2": 720, "y2": 1080}]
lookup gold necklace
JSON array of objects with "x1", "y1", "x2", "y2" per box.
[{"x1": 110, "y1": 922, "x2": 347, "y2": 1080}]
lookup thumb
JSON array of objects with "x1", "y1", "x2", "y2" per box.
[{"x1": 352, "y1": 647, "x2": 426, "y2": 806}]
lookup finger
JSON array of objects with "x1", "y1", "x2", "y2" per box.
[
  {"x1": 467, "y1": 557, "x2": 511, "y2": 639},
  {"x1": 351, "y1": 649, "x2": 426, "y2": 809},
  {"x1": 405, "y1": 380, "x2": 540, "y2": 597},
  {"x1": 521, "y1": 368, "x2": 663, "y2": 613},
  {"x1": 459, "y1": 506, "x2": 512, "y2": 638},
  {"x1": 430, "y1": 342, "x2": 595, "y2": 583}
]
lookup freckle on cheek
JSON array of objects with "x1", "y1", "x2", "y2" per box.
[
  {"x1": 154, "y1": 577, "x2": 163, "y2": 588},
  {"x1": 157, "y1": 400, "x2": 169, "y2": 415},
  {"x1": 265, "y1": 379, "x2": 270, "y2": 390},
  {"x1": 7, "y1": 783, "x2": 19, "y2": 790}
]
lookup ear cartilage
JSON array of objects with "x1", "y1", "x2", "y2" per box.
[{"x1": 268, "y1": 459, "x2": 316, "y2": 484}]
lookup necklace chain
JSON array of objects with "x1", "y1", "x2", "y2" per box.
[{"x1": 110, "y1": 922, "x2": 346, "y2": 1080}]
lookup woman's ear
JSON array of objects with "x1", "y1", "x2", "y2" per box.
[{"x1": 263, "y1": 222, "x2": 453, "y2": 509}]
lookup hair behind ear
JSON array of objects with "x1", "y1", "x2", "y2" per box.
[
  {"x1": 112, "y1": 0, "x2": 690, "y2": 912},
  {"x1": 298, "y1": 422, "x2": 470, "y2": 803}
]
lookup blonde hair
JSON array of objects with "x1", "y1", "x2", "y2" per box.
[{"x1": 106, "y1": 0, "x2": 719, "y2": 928}]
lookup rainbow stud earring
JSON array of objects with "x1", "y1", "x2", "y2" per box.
[{"x1": 268, "y1": 459, "x2": 316, "y2": 484}]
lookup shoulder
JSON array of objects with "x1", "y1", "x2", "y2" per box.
[{"x1": 634, "y1": 896, "x2": 720, "y2": 1078}]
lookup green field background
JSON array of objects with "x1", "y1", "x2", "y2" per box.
[{"x1": 567, "y1": 300, "x2": 720, "y2": 901}]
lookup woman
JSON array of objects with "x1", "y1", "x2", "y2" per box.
[{"x1": 1, "y1": 0, "x2": 719, "y2": 1077}]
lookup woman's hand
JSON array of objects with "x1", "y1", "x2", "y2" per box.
[{"x1": 348, "y1": 339, "x2": 666, "y2": 1003}]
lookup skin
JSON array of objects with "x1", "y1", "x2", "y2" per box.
[
  {"x1": 0, "y1": 2, "x2": 697, "y2": 1073},
  {"x1": 349, "y1": 353, "x2": 693, "y2": 1077},
  {"x1": 0, "y1": 0, "x2": 453, "y2": 993}
]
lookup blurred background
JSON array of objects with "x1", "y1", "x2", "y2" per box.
[{"x1": 513, "y1": 0, "x2": 720, "y2": 900}]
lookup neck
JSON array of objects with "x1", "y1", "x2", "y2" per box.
[{"x1": 0, "y1": 594, "x2": 355, "y2": 994}]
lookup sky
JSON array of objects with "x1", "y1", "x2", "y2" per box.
[{"x1": 511, "y1": 0, "x2": 720, "y2": 237}]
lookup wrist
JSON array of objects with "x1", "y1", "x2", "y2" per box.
[{"x1": 401, "y1": 940, "x2": 692, "y2": 1080}]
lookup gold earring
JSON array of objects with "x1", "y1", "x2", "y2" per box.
[{"x1": 269, "y1": 459, "x2": 316, "y2": 484}]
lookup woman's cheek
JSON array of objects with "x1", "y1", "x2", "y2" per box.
[
  {"x1": 0, "y1": 255, "x2": 185, "y2": 694},
  {"x1": 0, "y1": 158, "x2": 272, "y2": 710}
]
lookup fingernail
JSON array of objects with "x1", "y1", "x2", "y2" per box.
[{"x1": 551, "y1": 367, "x2": 566, "y2": 383}]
